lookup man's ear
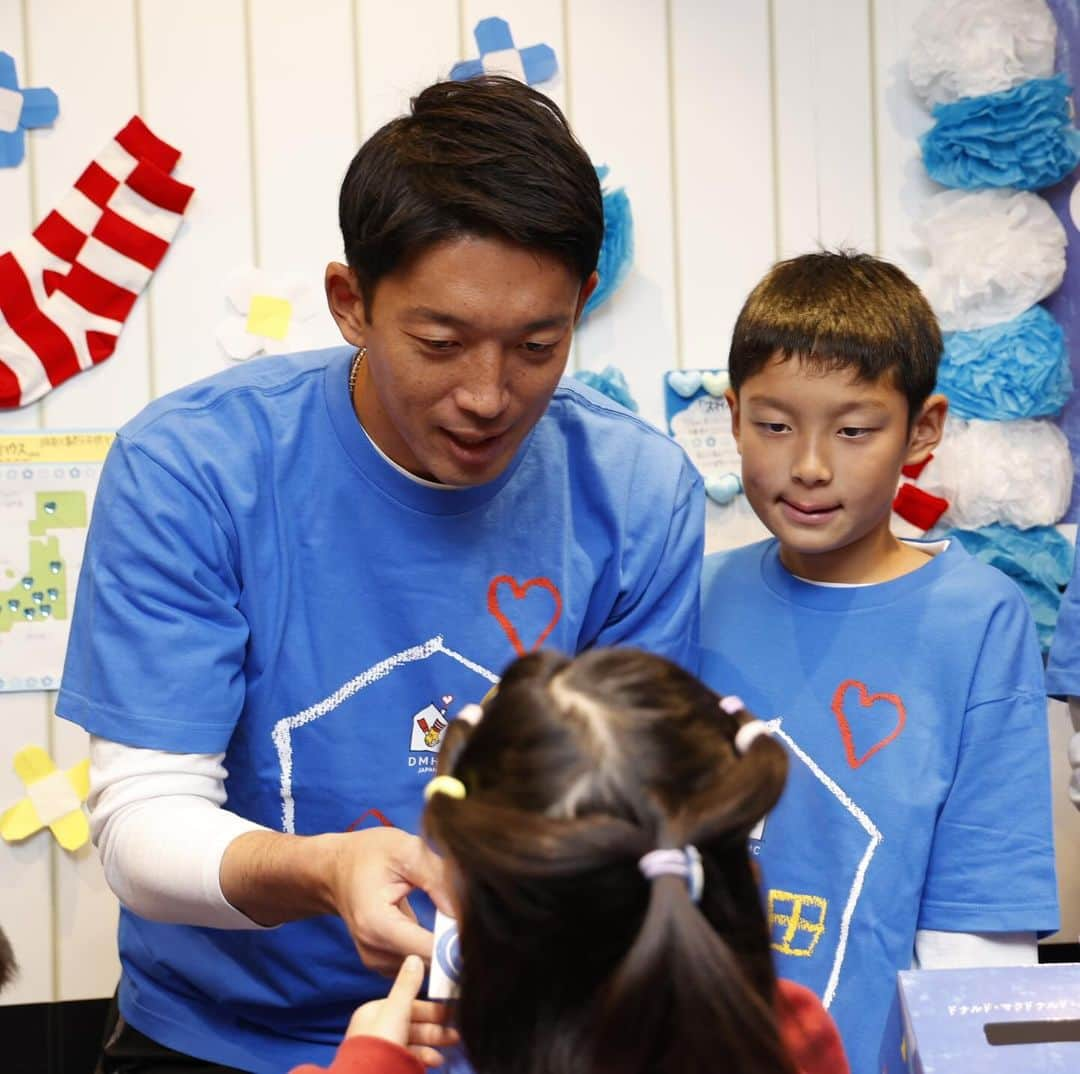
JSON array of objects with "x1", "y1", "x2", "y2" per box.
[
  {"x1": 906, "y1": 392, "x2": 948, "y2": 466},
  {"x1": 573, "y1": 271, "x2": 599, "y2": 322},
  {"x1": 325, "y1": 262, "x2": 368, "y2": 347},
  {"x1": 725, "y1": 387, "x2": 743, "y2": 453}
]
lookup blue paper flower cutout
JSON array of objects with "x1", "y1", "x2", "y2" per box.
[
  {"x1": 450, "y1": 18, "x2": 557, "y2": 86},
  {"x1": 573, "y1": 365, "x2": 639, "y2": 413},
  {"x1": 0, "y1": 52, "x2": 58, "y2": 168},
  {"x1": 582, "y1": 165, "x2": 634, "y2": 320},
  {"x1": 946, "y1": 524, "x2": 1073, "y2": 652},
  {"x1": 921, "y1": 75, "x2": 1080, "y2": 191},
  {"x1": 937, "y1": 306, "x2": 1072, "y2": 421}
]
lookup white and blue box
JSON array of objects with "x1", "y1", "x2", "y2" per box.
[{"x1": 880, "y1": 964, "x2": 1080, "y2": 1073}]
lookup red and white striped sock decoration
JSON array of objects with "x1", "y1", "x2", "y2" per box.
[{"x1": 0, "y1": 116, "x2": 194, "y2": 408}]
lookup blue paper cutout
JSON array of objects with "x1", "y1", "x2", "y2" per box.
[
  {"x1": 582, "y1": 165, "x2": 634, "y2": 320},
  {"x1": 0, "y1": 52, "x2": 58, "y2": 169},
  {"x1": 572, "y1": 365, "x2": 638, "y2": 413},
  {"x1": 938, "y1": 306, "x2": 1073, "y2": 420},
  {"x1": 946, "y1": 523, "x2": 1074, "y2": 652},
  {"x1": 450, "y1": 17, "x2": 558, "y2": 86},
  {"x1": 921, "y1": 75, "x2": 1080, "y2": 191}
]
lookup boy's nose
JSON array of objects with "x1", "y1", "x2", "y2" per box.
[{"x1": 791, "y1": 440, "x2": 832, "y2": 485}]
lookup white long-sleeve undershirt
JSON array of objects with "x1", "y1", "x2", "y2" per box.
[{"x1": 88, "y1": 735, "x2": 1038, "y2": 962}]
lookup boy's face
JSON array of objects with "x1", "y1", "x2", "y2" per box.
[
  {"x1": 728, "y1": 353, "x2": 945, "y2": 582},
  {"x1": 327, "y1": 234, "x2": 596, "y2": 486}
]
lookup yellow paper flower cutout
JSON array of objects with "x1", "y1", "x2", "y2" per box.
[{"x1": 0, "y1": 744, "x2": 90, "y2": 851}]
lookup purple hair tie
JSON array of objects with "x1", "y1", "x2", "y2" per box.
[{"x1": 638, "y1": 846, "x2": 704, "y2": 903}]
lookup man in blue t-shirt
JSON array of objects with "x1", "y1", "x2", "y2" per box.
[
  {"x1": 699, "y1": 252, "x2": 1058, "y2": 1074},
  {"x1": 57, "y1": 77, "x2": 703, "y2": 1074}
]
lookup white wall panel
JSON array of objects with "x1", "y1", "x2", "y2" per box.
[
  {"x1": 773, "y1": 0, "x2": 878, "y2": 256},
  {"x1": 139, "y1": 0, "x2": 254, "y2": 396},
  {"x1": 26, "y1": 0, "x2": 151, "y2": 429},
  {"x1": 358, "y1": 0, "x2": 460, "y2": 139},
  {"x1": 671, "y1": 0, "x2": 776, "y2": 373},
  {"x1": 247, "y1": 0, "x2": 357, "y2": 348},
  {"x1": 872, "y1": 0, "x2": 939, "y2": 277},
  {"x1": 565, "y1": 0, "x2": 677, "y2": 429}
]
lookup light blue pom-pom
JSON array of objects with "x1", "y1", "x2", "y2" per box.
[
  {"x1": 582, "y1": 165, "x2": 634, "y2": 319},
  {"x1": 573, "y1": 365, "x2": 639, "y2": 412},
  {"x1": 937, "y1": 306, "x2": 1072, "y2": 420},
  {"x1": 946, "y1": 524, "x2": 1074, "y2": 652},
  {"x1": 921, "y1": 74, "x2": 1080, "y2": 190}
]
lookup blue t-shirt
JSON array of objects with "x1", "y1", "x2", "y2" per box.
[
  {"x1": 57, "y1": 346, "x2": 704, "y2": 1074},
  {"x1": 699, "y1": 539, "x2": 1058, "y2": 1074}
]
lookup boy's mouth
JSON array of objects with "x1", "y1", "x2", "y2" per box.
[{"x1": 779, "y1": 498, "x2": 841, "y2": 525}]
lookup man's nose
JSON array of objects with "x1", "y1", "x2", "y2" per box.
[{"x1": 454, "y1": 347, "x2": 510, "y2": 420}]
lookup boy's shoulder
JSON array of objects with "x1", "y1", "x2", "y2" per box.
[{"x1": 702, "y1": 539, "x2": 772, "y2": 592}]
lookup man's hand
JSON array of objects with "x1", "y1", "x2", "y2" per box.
[
  {"x1": 220, "y1": 826, "x2": 453, "y2": 975},
  {"x1": 346, "y1": 955, "x2": 459, "y2": 1067},
  {"x1": 327, "y1": 827, "x2": 452, "y2": 975}
]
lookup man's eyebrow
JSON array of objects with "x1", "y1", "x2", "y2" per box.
[{"x1": 402, "y1": 307, "x2": 571, "y2": 332}]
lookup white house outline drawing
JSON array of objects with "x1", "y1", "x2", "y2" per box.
[
  {"x1": 271, "y1": 635, "x2": 499, "y2": 833},
  {"x1": 768, "y1": 718, "x2": 883, "y2": 1009}
]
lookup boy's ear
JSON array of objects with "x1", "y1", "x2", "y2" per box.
[
  {"x1": 325, "y1": 262, "x2": 368, "y2": 347},
  {"x1": 906, "y1": 392, "x2": 948, "y2": 466},
  {"x1": 726, "y1": 388, "x2": 742, "y2": 452}
]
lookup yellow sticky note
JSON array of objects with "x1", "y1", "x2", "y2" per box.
[{"x1": 246, "y1": 294, "x2": 292, "y2": 341}]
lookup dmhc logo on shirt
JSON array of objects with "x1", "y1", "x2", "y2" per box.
[{"x1": 409, "y1": 694, "x2": 453, "y2": 769}]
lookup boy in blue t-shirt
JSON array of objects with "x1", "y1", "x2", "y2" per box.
[{"x1": 700, "y1": 251, "x2": 1058, "y2": 1074}]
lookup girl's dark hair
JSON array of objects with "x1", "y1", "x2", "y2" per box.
[
  {"x1": 338, "y1": 76, "x2": 603, "y2": 315},
  {"x1": 425, "y1": 648, "x2": 793, "y2": 1074},
  {"x1": 728, "y1": 249, "x2": 942, "y2": 418}
]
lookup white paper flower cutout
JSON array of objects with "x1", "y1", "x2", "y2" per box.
[
  {"x1": 216, "y1": 267, "x2": 321, "y2": 361},
  {"x1": 917, "y1": 414, "x2": 1073, "y2": 530},
  {"x1": 909, "y1": 0, "x2": 1056, "y2": 108},
  {"x1": 914, "y1": 189, "x2": 1066, "y2": 332}
]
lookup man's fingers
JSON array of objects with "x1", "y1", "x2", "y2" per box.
[
  {"x1": 400, "y1": 842, "x2": 455, "y2": 916},
  {"x1": 359, "y1": 909, "x2": 434, "y2": 965}
]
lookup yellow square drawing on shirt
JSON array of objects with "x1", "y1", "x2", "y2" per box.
[{"x1": 769, "y1": 889, "x2": 828, "y2": 957}]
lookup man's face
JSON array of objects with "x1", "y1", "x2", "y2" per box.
[
  {"x1": 332, "y1": 235, "x2": 594, "y2": 487},
  {"x1": 729, "y1": 354, "x2": 925, "y2": 582}
]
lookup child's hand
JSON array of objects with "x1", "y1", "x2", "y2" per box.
[{"x1": 346, "y1": 955, "x2": 460, "y2": 1068}]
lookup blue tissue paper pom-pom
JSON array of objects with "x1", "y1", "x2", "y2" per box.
[
  {"x1": 946, "y1": 524, "x2": 1073, "y2": 652},
  {"x1": 573, "y1": 365, "x2": 639, "y2": 413},
  {"x1": 921, "y1": 74, "x2": 1080, "y2": 190},
  {"x1": 582, "y1": 165, "x2": 634, "y2": 319},
  {"x1": 937, "y1": 306, "x2": 1072, "y2": 420}
]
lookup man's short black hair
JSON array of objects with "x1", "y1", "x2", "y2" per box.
[
  {"x1": 339, "y1": 76, "x2": 603, "y2": 315},
  {"x1": 728, "y1": 250, "x2": 942, "y2": 417}
]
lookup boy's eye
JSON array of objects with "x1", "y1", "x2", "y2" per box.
[
  {"x1": 419, "y1": 338, "x2": 457, "y2": 352},
  {"x1": 838, "y1": 427, "x2": 871, "y2": 439},
  {"x1": 757, "y1": 421, "x2": 790, "y2": 434}
]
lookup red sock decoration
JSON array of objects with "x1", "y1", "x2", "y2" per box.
[{"x1": 0, "y1": 116, "x2": 194, "y2": 408}]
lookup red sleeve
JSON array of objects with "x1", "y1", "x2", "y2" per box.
[
  {"x1": 288, "y1": 1035, "x2": 425, "y2": 1074},
  {"x1": 776, "y1": 979, "x2": 851, "y2": 1074}
]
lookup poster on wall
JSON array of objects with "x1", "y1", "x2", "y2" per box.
[{"x1": 0, "y1": 432, "x2": 112, "y2": 692}]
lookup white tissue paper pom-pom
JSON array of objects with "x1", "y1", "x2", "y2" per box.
[
  {"x1": 914, "y1": 189, "x2": 1066, "y2": 332},
  {"x1": 917, "y1": 415, "x2": 1073, "y2": 529},
  {"x1": 909, "y1": 0, "x2": 1057, "y2": 107}
]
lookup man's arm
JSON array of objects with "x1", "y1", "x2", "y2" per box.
[{"x1": 91, "y1": 736, "x2": 451, "y2": 974}]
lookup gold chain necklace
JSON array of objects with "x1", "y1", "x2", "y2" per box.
[{"x1": 347, "y1": 346, "x2": 367, "y2": 397}]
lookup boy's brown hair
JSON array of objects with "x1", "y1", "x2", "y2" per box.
[{"x1": 728, "y1": 250, "x2": 942, "y2": 417}]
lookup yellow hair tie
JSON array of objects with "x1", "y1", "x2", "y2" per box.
[{"x1": 424, "y1": 775, "x2": 467, "y2": 802}]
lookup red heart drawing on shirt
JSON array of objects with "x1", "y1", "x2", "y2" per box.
[
  {"x1": 831, "y1": 679, "x2": 907, "y2": 768},
  {"x1": 487, "y1": 574, "x2": 563, "y2": 656}
]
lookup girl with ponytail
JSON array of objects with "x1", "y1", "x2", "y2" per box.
[{"x1": 292, "y1": 648, "x2": 848, "y2": 1074}]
